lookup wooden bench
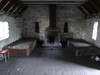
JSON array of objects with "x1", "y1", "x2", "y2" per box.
[
  {"x1": 3, "y1": 38, "x2": 36, "y2": 56},
  {"x1": 68, "y1": 39, "x2": 100, "y2": 56}
]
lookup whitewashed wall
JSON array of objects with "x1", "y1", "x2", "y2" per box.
[
  {"x1": 22, "y1": 5, "x2": 85, "y2": 39},
  {"x1": 0, "y1": 14, "x2": 22, "y2": 50}
]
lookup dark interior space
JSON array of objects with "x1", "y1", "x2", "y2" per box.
[{"x1": 0, "y1": 0, "x2": 100, "y2": 75}]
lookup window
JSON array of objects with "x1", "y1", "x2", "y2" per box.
[
  {"x1": 35, "y1": 22, "x2": 39, "y2": 33},
  {"x1": 0, "y1": 21, "x2": 9, "y2": 40},
  {"x1": 64, "y1": 22, "x2": 68, "y2": 33},
  {"x1": 92, "y1": 21, "x2": 98, "y2": 40}
]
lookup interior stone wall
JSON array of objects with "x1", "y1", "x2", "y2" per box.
[
  {"x1": 82, "y1": 18, "x2": 100, "y2": 47},
  {"x1": 22, "y1": 5, "x2": 49, "y2": 40},
  {"x1": 0, "y1": 14, "x2": 22, "y2": 50},
  {"x1": 22, "y1": 5, "x2": 85, "y2": 40},
  {"x1": 56, "y1": 5, "x2": 85, "y2": 39}
]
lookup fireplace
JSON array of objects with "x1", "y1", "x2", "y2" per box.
[{"x1": 45, "y1": 5, "x2": 60, "y2": 43}]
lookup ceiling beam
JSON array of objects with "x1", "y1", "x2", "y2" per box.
[
  {"x1": 20, "y1": 1, "x2": 87, "y2": 5},
  {"x1": 18, "y1": 5, "x2": 27, "y2": 14},
  {"x1": 0, "y1": 0, "x2": 10, "y2": 10},
  {"x1": 13, "y1": 3, "x2": 23, "y2": 14},
  {"x1": 91, "y1": 0, "x2": 100, "y2": 12},
  {"x1": 78, "y1": 6, "x2": 88, "y2": 16},
  {"x1": 3, "y1": 0, "x2": 17, "y2": 12}
]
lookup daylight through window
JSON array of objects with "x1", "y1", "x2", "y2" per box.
[
  {"x1": 92, "y1": 21, "x2": 98, "y2": 40},
  {"x1": 0, "y1": 21, "x2": 9, "y2": 40}
]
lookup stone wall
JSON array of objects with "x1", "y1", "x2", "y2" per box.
[
  {"x1": 82, "y1": 18, "x2": 100, "y2": 47},
  {"x1": 56, "y1": 5, "x2": 85, "y2": 39},
  {"x1": 22, "y1": 5, "x2": 49, "y2": 40},
  {"x1": 1, "y1": 5, "x2": 100, "y2": 48},
  {"x1": 0, "y1": 14, "x2": 22, "y2": 50},
  {"x1": 22, "y1": 5, "x2": 85, "y2": 40}
]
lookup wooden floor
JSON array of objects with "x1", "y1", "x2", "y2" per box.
[{"x1": 0, "y1": 46, "x2": 100, "y2": 75}]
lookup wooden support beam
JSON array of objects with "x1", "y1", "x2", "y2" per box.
[
  {"x1": 13, "y1": 3, "x2": 23, "y2": 14},
  {"x1": 87, "y1": 2, "x2": 98, "y2": 13},
  {"x1": 18, "y1": 5, "x2": 27, "y2": 14},
  {"x1": 0, "y1": 0, "x2": 28, "y2": 16},
  {"x1": 82, "y1": 4, "x2": 93, "y2": 15},
  {"x1": 3, "y1": 0, "x2": 17, "y2": 12},
  {"x1": 0, "y1": 0, "x2": 10, "y2": 11},
  {"x1": 90, "y1": 0, "x2": 100, "y2": 12},
  {"x1": 9, "y1": 1, "x2": 20, "y2": 13},
  {"x1": 12, "y1": 2, "x2": 21, "y2": 14},
  {"x1": 78, "y1": 6, "x2": 88, "y2": 16},
  {"x1": 82, "y1": 2, "x2": 98, "y2": 15}
]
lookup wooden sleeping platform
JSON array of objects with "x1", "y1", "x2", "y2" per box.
[
  {"x1": 3, "y1": 38, "x2": 36, "y2": 56},
  {"x1": 68, "y1": 39, "x2": 100, "y2": 56}
]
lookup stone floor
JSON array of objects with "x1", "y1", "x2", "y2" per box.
[{"x1": 0, "y1": 46, "x2": 100, "y2": 75}]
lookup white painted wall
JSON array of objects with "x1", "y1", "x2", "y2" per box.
[{"x1": 0, "y1": 14, "x2": 22, "y2": 50}]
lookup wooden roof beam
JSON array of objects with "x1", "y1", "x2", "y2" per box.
[
  {"x1": 82, "y1": 2, "x2": 98, "y2": 15},
  {"x1": 0, "y1": 0, "x2": 10, "y2": 11},
  {"x1": 3, "y1": 0, "x2": 17, "y2": 12},
  {"x1": 90, "y1": 0, "x2": 100, "y2": 12},
  {"x1": 87, "y1": 2, "x2": 98, "y2": 14},
  {"x1": 78, "y1": 6, "x2": 88, "y2": 16},
  {"x1": 18, "y1": 5, "x2": 27, "y2": 14},
  {"x1": 82, "y1": 4, "x2": 93, "y2": 15},
  {"x1": 13, "y1": 3, "x2": 23, "y2": 14},
  {"x1": 9, "y1": 1, "x2": 20, "y2": 13}
]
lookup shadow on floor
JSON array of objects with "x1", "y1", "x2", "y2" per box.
[
  {"x1": 55, "y1": 47, "x2": 100, "y2": 70},
  {"x1": 30, "y1": 46, "x2": 100, "y2": 70}
]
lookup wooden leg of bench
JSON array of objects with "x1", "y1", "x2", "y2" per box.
[
  {"x1": 4, "y1": 54, "x2": 7, "y2": 63},
  {"x1": 8, "y1": 52, "x2": 10, "y2": 59},
  {"x1": 76, "y1": 49, "x2": 79, "y2": 56}
]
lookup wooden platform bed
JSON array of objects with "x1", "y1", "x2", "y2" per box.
[
  {"x1": 68, "y1": 39, "x2": 100, "y2": 56},
  {"x1": 3, "y1": 38, "x2": 36, "y2": 56}
]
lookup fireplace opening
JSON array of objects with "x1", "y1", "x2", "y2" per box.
[{"x1": 64, "y1": 22, "x2": 68, "y2": 33}]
